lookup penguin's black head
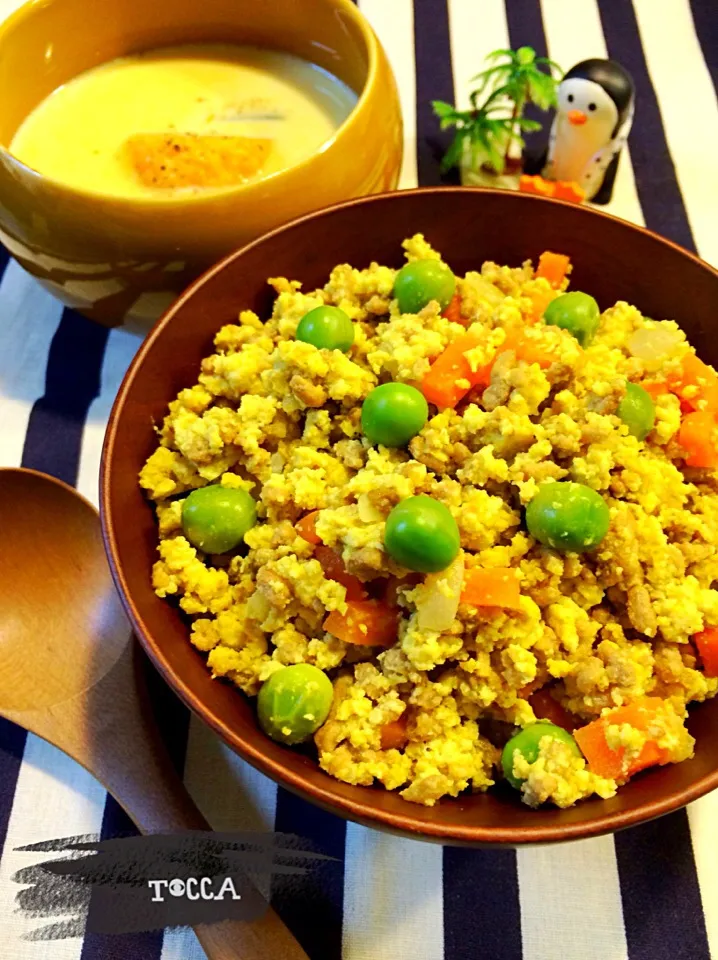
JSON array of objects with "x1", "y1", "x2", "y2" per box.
[{"x1": 562, "y1": 59, "x2": 635, "y2": 123}]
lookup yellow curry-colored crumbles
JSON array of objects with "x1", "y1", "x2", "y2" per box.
[{"x1": 140, "y1": 234, "x2": 718, "y2": 809}]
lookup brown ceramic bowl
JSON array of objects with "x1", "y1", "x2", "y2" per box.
[
  {"x1": 0, "y1": 0, "x2": 401, "y2": 327},
  {"x1": 101, "y1": 188, "x2": 718, "y2": 845}
]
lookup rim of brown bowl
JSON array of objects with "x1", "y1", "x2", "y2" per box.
[
  {"x1": 101, "y1": 186, "x2": 718, "y2": 845},
  {"x1": 0, "y1": 0, "x2": 379, "y2": 209}
]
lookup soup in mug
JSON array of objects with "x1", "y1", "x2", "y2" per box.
[{"x1": 10, "y1": 44, "x2": 358, "y2": 198}]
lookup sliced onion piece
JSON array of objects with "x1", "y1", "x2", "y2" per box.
[
  {"x1": 357, "y1": 493, "x2": 383, "y2": 523},
  {"x1": 415, "y1": 550, "x2": 465, "y2": 632},
  {"x1": 627, "y1": 326, "x2": 682, "y2": 362}
]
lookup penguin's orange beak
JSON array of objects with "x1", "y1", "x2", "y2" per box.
[{"x1": 568, "y1": 109, "x2": 588, "y2": 126}]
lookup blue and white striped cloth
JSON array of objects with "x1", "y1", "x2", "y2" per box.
[{"x1": 0, "y1": 0, "x2": 716, "y2": 957}]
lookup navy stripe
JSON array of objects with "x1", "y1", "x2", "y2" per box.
[
  {"x1": 615, "y1": 813, "x2": 710, "y2": 960},
  {"x1": 413, "y1": 0, "x2": 460, "y2": 186},
  {"x1": 21, "y1": 309, "x2": 109, "y2": 485},
  {"x1": 597, "y1": 0, "x2": 695, "y2": 252},
  {"x1": 443, "y1": 847, "x2": 522, "y2": 960},
  {"x1": 689, "y1": 0, "x2": 718, "y2": 98},
  {"x1": 271, "y1": 791, "x2": 346, "y2": 960},
  {"x1": 0, "y1": 721, "x2": 26, "y2": 854},
  {"x1": 504, "y1": 0, "x2": 549, "y2": 57},
  {"x1": 505, "y1": 0, "x2": 552, "y2": 166}
]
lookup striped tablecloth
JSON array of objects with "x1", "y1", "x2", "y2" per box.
[{"x1": 1, "y1": 1, "x2": 716, "y2": 958}]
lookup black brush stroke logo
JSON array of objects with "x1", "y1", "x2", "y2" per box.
[{"x1": 13, "y1": 831, "x2": 334, "y2": 939}]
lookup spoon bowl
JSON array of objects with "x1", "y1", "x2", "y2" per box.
[{"x1": 0, "y1": 467, "x2": 127, "y2": 713}]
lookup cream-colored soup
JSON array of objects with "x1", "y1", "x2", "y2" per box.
[{"x1": 9, "y1": 44, "x2": 358, "y2": 198}]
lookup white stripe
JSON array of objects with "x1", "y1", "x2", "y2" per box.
[
  {"x1": 160, "y1": 927, "x2": 207, "y2": 960},
  {"x1": 342, "y1": 825, "x2": 444, "y2": 960},
  {"x1": 632, "y1": 0, "x2": 718, "y2": 265},
  {"x1": 0, "y1": 264, "x2": 64, "y2": 467},
  {"x1": 0, "y1": 735, "x2": 106, "y2": 955},
  {"x1": 688, "y1": 791, "x2": 718, "y2": 960},
  {"x1": 517, "y1": 836, "x2": 628, "y2": 960},
  {"x1": 447, "y1": 0, "x2": 510, "y2": 111},
  {"x1": 76, "y1": 326, "x2": 142, "y2": 506},
  {"x1": 540, "y1": 0, "x2": 644, "y2": 226},
  {"x1": 359, "y1": 0, "x2": 418, "y2": 189}
]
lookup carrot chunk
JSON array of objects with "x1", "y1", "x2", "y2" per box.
[
  {"x1": 323, "y1": 600, "x2": 399, "y2": 647},
  {"x1": 422, "y1": 323, "x2": 559, "y2": 410},
  {"x1": 296, "y1": 511, "x2": 322, "y2": 544},
  {"x1": 528, "y1": 688, "x2": 578, "y2": 731},
  {"x1": 536, "y1": 251, "x2": 571, "y2": 289},
  {"x1": 574, "y1": 698, "x2": 672, "y2": 780},
  {"x1": 421, "y1": 330, "x2": 487, "y2": 409},
  {"x1": 677, "y1": 410, "x2": 718, "y2": 468},
  {"x1": 519, "y1": 174, "x2": 555, "y2": 198},
  {"x1": 460, "y1": 567, "x2": 522, "y2": 610},
  {"x1": 667, "y1": 354, "x2": 718, "y2": 413},
  {"x1": 640, "y1": 380, "x2": 669, "y2": 401},
  {"x1": 315, "y1": 545, "x2": 367, "y2": 601},
  {"x1": 380, "y1": 714, "x2": 409, "y2": 750},
  {"x1": 694, "y1": 627, "x2": 718, "y2": 677},
  {"x1": 519, "y1": 176, "x2": 584, "y2": 204},
  {"x1": 526, "y1": 287, "x2": 554, "y2": 323},
  {"x1": 552, "y1": 182, "x2": 586, "y2": 203},
  {"x1": 441, "y1": 292, "x2": 464, "y2": 324},
  {"x1": 514, "y1": 334, "x2": 557, "y2": 368}
]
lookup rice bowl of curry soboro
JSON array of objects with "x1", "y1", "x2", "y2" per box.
[{"x1": 101, "y1": 188, "x2": 718, "y2": 845}]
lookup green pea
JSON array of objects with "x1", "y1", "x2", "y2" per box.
[
  {"x1": 502, "y1": 722, "x2": 581, "y2": 790},
  {"x1": 257, "y1": 664, "x2": 334, "y2": 745},
  {"x1": 384, "y1": 495, "x2": 460, "y2": 573},
  {"x1": 182, "y1": 485, "x2": 257, "y2": 554},
  {"x1": 393, "y1": 259, "x2": 456, "y2": 314},
  {"x1": 296, "y1": 305, "x2": 354, "y2": 352},
  {"x1": 526, "y1": 481, "x2": 610, "y2": 553},
  {"x1": 361, "y1": 383, "x2": 429, "y2": 447},
  {"x1": 617, "y1": 382, "x2": 655, "y2": 440},
  {"x1": 543, "y1": 291, "x2": 600, "y2": 347}
]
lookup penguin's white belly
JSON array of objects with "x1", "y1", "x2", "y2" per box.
[{"x1": 549, "y1": 124, "x2": 601, "y2": 183}]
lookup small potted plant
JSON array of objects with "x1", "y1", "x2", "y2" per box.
[{"x1": 433, "y1": 46, "x2": 562, "y2": 189}]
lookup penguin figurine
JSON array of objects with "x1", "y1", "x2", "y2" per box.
[{"x1": 543, "y1": 58, "x2": 635, "y2": 204}]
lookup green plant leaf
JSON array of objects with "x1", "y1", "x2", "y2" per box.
[
  {"x1": 526, "y1": 71, "x2": 558, "y2": 110},
  {"x1": 432, "y1": 100, "x2": 456, "y2": 119},
  {"x1": 440, "y1": 131, "x2": 466, "y2": 173},
  {"x1": 535, "y1": 56, "x2": 564, "y2": 76}
]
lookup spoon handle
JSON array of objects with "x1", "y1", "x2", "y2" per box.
[{"x1": 41, "y1": 642, "x2": 310, "y2": 960}]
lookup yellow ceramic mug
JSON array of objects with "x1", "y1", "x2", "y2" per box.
[{"x1": 0, "y1": 0, "x2": 402, "y2": 326}]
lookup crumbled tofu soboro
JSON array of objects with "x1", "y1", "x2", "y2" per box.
[{"x1": 140, "y1": 235, "x2": 718, "y2": 808}]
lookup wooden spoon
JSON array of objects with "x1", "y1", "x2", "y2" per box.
[{"x1": 0, "y1": 467, "x2": 309, "y2": 960}]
